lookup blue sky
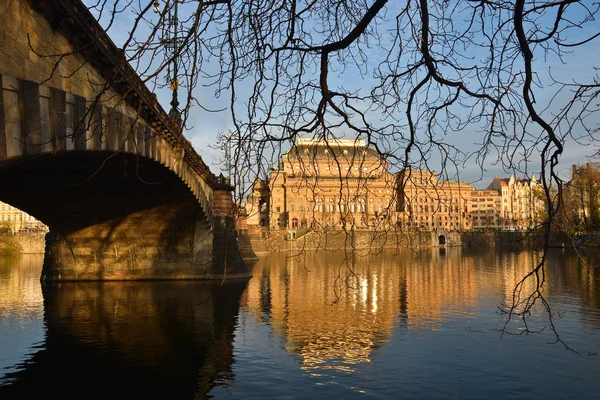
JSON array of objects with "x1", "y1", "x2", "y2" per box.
[{"x1": 87, "y1": 1, "x2": 600, "y2": 190}]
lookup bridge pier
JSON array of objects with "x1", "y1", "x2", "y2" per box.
[
  {"x1": 41, "y1": 201, "x2": 248, "y2": 281},
  {"x1": 39, "y1": 198, "x2": 243, "y2": 281},
  {"x1": 210, "y1": 182, "x2": 250, "y2": 279}
]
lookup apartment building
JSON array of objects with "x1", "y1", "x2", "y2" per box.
[
  {"x1": 469, "y1": 190, "x2": 502, "y2": 229},
  {"x1": 0, "y1": 201, "x2": 47, "y2": 234},
  {"x1": 487, "y1": 175, "x2": 542, "y2": 230},
  {"x1": 396, "y1": 169, "x2": 474, "y2": 231}
]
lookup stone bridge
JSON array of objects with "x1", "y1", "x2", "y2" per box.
[{"x1": 0, "y1": 0, "x2": 249, "y2": 280}]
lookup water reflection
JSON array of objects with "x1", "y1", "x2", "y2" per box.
[
  {"x1": 561, "y1": 249, "x2": 600, "y2": 308},
  {"x1": 0, "y1": 266, "x2": 247, "y2": 399},
  {"x1": 243, "y1": 251, "x2": 401, "y2": 374},
  {"x1": 2, "y1": 249, "x2": 600, "y2": 399},
  {"x1": 0, "y1": 255, "x2": 45, "y2": 382},
  {"x1": 0, "y1": 255, "x2": 44, "y2": 317},
  {"x1": 242, "y1": 247, "x2": 600, "y2": 377}
]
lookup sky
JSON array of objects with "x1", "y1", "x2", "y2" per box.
[{"x1": 87, "y1": 1, "x2": 600, "y2": 190}]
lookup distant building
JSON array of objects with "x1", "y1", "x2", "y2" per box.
[
  {"x1": 487, "y1": 175, "x2": 542, "y2": 230},
  {"x1": 396, "y1": 169, "x2": 474, "y2": 231},
  {"x1": 244, "y1": 137, "x2": 398, "y2": 231},
  {"x1": 0, "y1": 201, "x2": 47, "y2": 234},
  {"x1": 243, "y1": 138, "x2": 545, "y2": 233},
  {"x1": 469, "y1": 190, "x2": 502, "y2": 230},
  {"x1": 271, "y1": 137, "x2": 398, "y2": 230}
]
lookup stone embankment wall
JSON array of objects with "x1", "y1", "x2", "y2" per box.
[
  {"x1": 17, "y1": 235, "x2": 45, "y2": 254},
  {"x1": 461, "y1": 230, "x2": 571, "y2": 250},
  {"x1": 0, "y1": 234, "x2": 45, "y2": 254},
  {"x1": 239, "y1": 229, "x2": 568, "y2": 257},
  {"x1": 239, "y1": 229, "x2": 464, "y2": 256}
]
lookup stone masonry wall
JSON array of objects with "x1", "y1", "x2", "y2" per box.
[
  {"x1": 242, "y1": 229, "x2": 464, "y2": 254},
  {"x1": 17, "y1": 234, "x2": 45, "y2": 254},
  {"x1": 1, "y1": 0, "x2": 125, "y2": 110},
  {"x1": 240, "y1": 229, "x2": 549, "y2": 256},
  {"x1": 0, "y1": 234, "x2": 45, "y2": 254}
]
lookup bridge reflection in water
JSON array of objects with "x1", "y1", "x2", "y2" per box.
[
  {"x1": 0, "y1": 255, "x2": 247, "y2": 399},
  {"x1": 1, "y1": 248, "x2": 600, "y2": 398}
]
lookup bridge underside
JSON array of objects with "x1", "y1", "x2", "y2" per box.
[{"x1": 0, "y1": 152, "x2": 249, "y2": 280}]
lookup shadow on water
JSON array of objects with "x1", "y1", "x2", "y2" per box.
[
  {"x1": 0, "y1": 278, "x2": 248, "y2": 400},
  {"x1": 3, "y1": 248, "x2": 600, "y2": 399}
]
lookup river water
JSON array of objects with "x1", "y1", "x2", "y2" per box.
[{"x1": 0, "y1": 247, "x2": 599, "y2": 399}]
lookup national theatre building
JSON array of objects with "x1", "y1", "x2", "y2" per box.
[
  {"x1": 243, "y1": 137, "x2": 541, "y2": 233},
  {"x1": 255, "y1": 137, "x2": 399, "y2": 231}
]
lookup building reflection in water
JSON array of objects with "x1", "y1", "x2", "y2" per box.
[
  {"x1": 0, "y1": 255, "x2": 44, "y2": 317},
  {"x1": 242, "y1": 247, "x2": 600, "y2": 375},
  {"x1": 243, "y1": 249, "x2": 479, "y2": 374},
  {"x1": 2, "y1": 248, "x2": 599, "y2": 396},
  {"x1": 556, "y1": 249, "x2": 600, "y2": 330},
  {"x1": 0, "y1": 262, "x2": 248, "y2": 399}
]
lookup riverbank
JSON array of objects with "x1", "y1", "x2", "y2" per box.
[
  {"x1": 0, "y1": 234, "x2": 45, "y2": 255},
  {"x1": 0, "y1": 229, "x2": 578, "y2": 258},
  {"x1": 238, "y1": 228, "x2": 568, "y2": 259}
]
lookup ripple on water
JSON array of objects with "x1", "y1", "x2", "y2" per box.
[{"x1": 2, "y1": 250, "x2": 600, "y2": 399}]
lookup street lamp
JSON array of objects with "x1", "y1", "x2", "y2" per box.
[{"x1": 153, "y1": 0, "x2": 183, "y2": 129}]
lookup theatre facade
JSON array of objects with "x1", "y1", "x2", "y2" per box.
[{"x1": 242, "y1": 138, "x2": 542, "y2": 233}]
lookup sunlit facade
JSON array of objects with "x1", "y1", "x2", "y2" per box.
[
  {"x1": 487, "y1": 175, "x2": 543, "y2": 230},
  {"x1": 265, "y1": 138, "x2": 398, "y2": 230},
  {"x1": 469, "y1": 190, "x2": 502, "y2": 230},
  {"x1": 0, "y1": 201, "x2": 46, "y2": 234},
  {"x1": 243, "y1": 140, "x2": 545, "y2": 233},
  {"x1": 396, "y1": 169, "x2": 474, "y2": 231}
]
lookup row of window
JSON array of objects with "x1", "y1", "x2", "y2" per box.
[
  {"x1": 292, "y1": 164, "x2": 372, "y2": 172},
  {"x1": 415, "y1": 215, "x2": 460, "y2": 221},
  {"x1": 276, "y1": 203, "x2": 533, "y2": 216},
  {"x1": 413, "y1": 197, "x2": 466, "y2": 204},
  {"x1": 471, "y1": 204, "x2": 500, "y2": 209},
  {"x1": 277, "y1": 204, "x2": 387, "y2": 213},
  {"x1": 417, "y1": 205, "x2": 461, "y2": 213},
  {"x1": 408, "y1": 205, "x2": 462, "y2": 213},
  {"x1": 301, "y1": 148, "x2": 369, "y2": 155},
  {"x1": 1, "y1": 214, "x2": 24, "y2": 221},
  {"x1": 419, "y1": 221, "x2": 462, "y2": 228}
]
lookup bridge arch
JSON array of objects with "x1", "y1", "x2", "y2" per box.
[
  {"x1": 0, "y1": 0, "x2": 248, "y2": 280},
  {"x1": 438, "y1": 235, "x2": 446, "y2": 246}
]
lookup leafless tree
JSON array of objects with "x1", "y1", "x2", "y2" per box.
[
  {"x1": 37, "y1": 0, "x2": 600, "y2": 353},
  {"x1": 562, "y1": 162, "x2": 600, "y2": 230}
]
